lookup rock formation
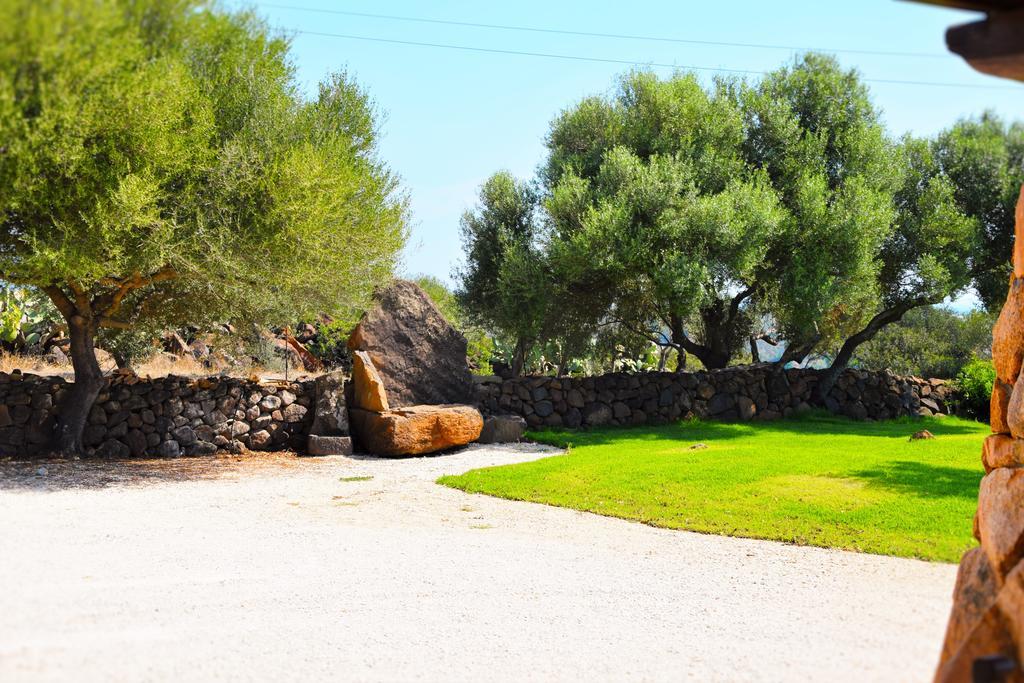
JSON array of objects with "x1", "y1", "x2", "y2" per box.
[
  {"x1": 936, "y1": 186, "x2": 1024, "y2": 682},
  {"x1": 347, "y1": 280, "x2": 474, "y2": 407},
  {"x1": 347, "y1": 344, "x2": 482, "y2": 456}
]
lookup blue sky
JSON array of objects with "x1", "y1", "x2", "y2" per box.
[{"x1": 243, "y1": 0, "x2": 1024, "y2": 299}]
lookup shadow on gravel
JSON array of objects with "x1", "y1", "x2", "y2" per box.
[{"x1": 0, "y1": 452, "x2": 308, "y2": 492}]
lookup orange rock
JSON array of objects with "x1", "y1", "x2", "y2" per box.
[
  {"x1": 983, "y1": 435, "x2": 1024, "y2": 473},
  {"x1": 934, "y1": 602, "x2": 1019, "y2": 683},
  {"x1": 938, "y1": 547, "x2": 999, "y2": 668},
  {"x1": 351, "y1": 350, "x2": 389, "y2": 413},
  {"x1": 992, "y1": 187, "x2": 1024, "y2": 386},
  {"x1": 978, "y1": 467, "x2": 1024, "y2": 583},
  {"x1": 1015, "y1": 184, "x2": 1024, "y2": 280},
  {"x1": 1010, "y1": 371, "x2": 1024, "y2": 439},
  {"x1": 349, "y1": 404, "x2": 483, "y2": 456},
  {"x1": 998, "y1": 562, "x2": 1024, "y2": 659},
  {"x1": 994, "y1": 380, "x2": 1013, "y2": 435}
]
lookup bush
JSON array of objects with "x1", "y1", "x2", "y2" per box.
[{"x1": 954, "y1": 356, "x2": 995, "y2": 421}]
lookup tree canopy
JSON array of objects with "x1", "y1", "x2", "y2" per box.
[
  {"x1": 458, "y1": 55, "x2": 979, "y2": 379},
  {"x1": 933, "y1": 113, "x2": 1024, "y2": 311},
  {"x1": 0, "y1": 0, "x2": 406, "y2": 452}
]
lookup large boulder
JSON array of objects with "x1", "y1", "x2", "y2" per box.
[
  {"x1": 348, "y1": 280, "x2": 474, "y2": 407},
  {"x1": 349, "y1": 405, "x2": 483, "y2": 457}
]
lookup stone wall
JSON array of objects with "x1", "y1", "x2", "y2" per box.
[
  {"x1": 475, "y1": 365, "x2": 956, "y2": 429},
  {"x1": 0, "y1": 371, "x2": 324, "y2": 458}
]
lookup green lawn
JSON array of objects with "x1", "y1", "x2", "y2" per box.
[{"x1": 440, "y1": 413, "x2": 989, "y2": 562}]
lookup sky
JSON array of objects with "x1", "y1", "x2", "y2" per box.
[{"x1": 239, "y1": 0, "x2": 1024, "y2": 302}]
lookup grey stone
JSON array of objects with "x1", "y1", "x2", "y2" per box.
[
  {"x1": 172, "y1": 426, "x2": 197, "y2": 446},
  {"x1": 282, "y1": 403, "x2": 307, "y2": 423},
  {"x1": 230, "y1": 421, "x2": 251, "y2": 437},
  {"x1": 156, "y1": 440, "x2": 181, "y2": 458},
  {"x1": 195, "y1": 425, "x2": 216, "y2": 442},
  {"x1": 259, "y1": 395, "x2": 283, "y2": 412},
  {"x1": 305, "y1": 434, "x2": 353, "y2": 456},
  {"x1": 186, "y1": 441, "x2": 218, "y2": 456},
  {"x1": 249, "y1": 430, "x2": 272, "y2": 450},
  {"x1": 566, "y1": 389, "x2": 585, "y2": 408},
  {"x1": 124, "y1": 429, "x2": 147, "y2": 457},
  {"x1": 165, "y1": 397, "x2": 184, "y2": 417},
  {"x1": 534, "y1": 400, "x2": 554, "y2": 418},
  {"x1": 584, "y1": 403, "x2": 613, "y2": 426},
  {"x1": 95, "y1": 439, "x2": 130, "y2": 459},
  {"x1": 477, "y1": 415, "x2": 527, "y2": 444},
  {"x1": 83, "y1": 424, "x2": 106, "y2": 447},
  {"x1": 708, "y1": 393, "x2": 735, "y2": 416},
  {"x1": 107, "y1": 421, "x2": 128, "y2": 438},
  {"x1": 736, "y1": 395, "x2": 756, "y2": 420}
]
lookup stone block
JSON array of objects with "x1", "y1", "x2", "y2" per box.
[
  {"x1": 310, "y1": 371, "x2": 348, "y2": 436},
  {"x1": 305, "y1": 435, "x2": 353, "y2": 456}
]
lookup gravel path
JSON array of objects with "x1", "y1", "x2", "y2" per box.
[{"x1": 0, "y1": 444, "x2": 956, "y2": 682}]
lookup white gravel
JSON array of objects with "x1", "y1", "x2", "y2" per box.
[{"x1": 0, "y1": 444, "x2": 956, "y2": 682}]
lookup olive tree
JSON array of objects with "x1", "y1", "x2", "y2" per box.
[
  {"x1": 542, "y1": 59, "x2": 891, "y2": 369},
  {"x1": 455, "y1": 172, "x2": 551, "y2": 376},
  {"x1": 933, "y1": 114, "x2": 1024, "y2": 311},
  {"x1": 0, "y1": 0, "x2": 406, "y2": 454},
  {"x1": 813, "y1": 137, "x2": 974, "y2": 398}
]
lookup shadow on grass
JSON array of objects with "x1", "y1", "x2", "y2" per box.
[
  {"x1": 529, "y1": 412, "x2": 986, "y2": 449},
  {"x1": 847, "y1": 460, "x2": 983, "y2": 500}
]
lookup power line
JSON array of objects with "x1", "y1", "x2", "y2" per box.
[
  {"x1": 260, "y1": 2, "x2": 951, "y2": 60},
  {"x1": 292, "y1": 30, "x2": 1022, "y2": 91}
]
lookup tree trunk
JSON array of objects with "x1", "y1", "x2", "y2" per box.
[
  {"x1": 814, "y1": 303, "x2": 919, "y2": 404},
  {"x1": 668, "y1": 314, "x2": 730, "y2": 370},
  {"x1": 56, "y1": 315, "x2": 104, "y2": 456},
  {"x1": 511, "y1": 338, "x2": 528, "y2": 377}
]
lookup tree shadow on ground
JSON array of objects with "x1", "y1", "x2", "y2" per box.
[
  {"x1": 848, "y1": 460, "x2": 983, "y2": 500},
  {"x1": 529, "y1": 413, "x2": 986, "y2": 449},
  {"x1": 0, "y1": 452, "x2": 310, "y2": 492}
]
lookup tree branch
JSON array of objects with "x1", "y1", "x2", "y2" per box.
[
  {"x1": 96, "y1": 266, "x2": 177, "y2": 317},
  {"x1": 68, "y1": 281, "x2": 90, "y2": 314},
  {"x1": 97, "y1": 317, "x2": 132, "y2": 330},
  {"x1": 42, "y1": 285, "x2": 75, "y2": 319},
  {"x1": 727, "y1": 286, "x2": 755, "y2": 322}
]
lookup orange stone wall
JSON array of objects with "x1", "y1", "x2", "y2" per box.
[{"x1": 935, "y1": 187, "x2": 1024, "y2": 682}]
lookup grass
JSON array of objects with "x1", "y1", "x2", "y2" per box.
[{"x1": 439, "y1": 413, "x2": 989, "y2": 562}]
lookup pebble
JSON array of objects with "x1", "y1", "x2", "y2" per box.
[{"x1": 36, "y1": 466, "x2": 47, "y2": 476}]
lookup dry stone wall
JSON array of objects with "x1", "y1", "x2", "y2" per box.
[
  {"x1": 475, "y1": 365, "x2": 956, "y2": 428},
  {"x1": 0, "y1": 371, "x2": 326, "y2": 458}
]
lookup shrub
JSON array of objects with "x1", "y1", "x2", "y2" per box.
[{"x1": 954, "y1": 356, "x2": 995, "y2": 421}]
